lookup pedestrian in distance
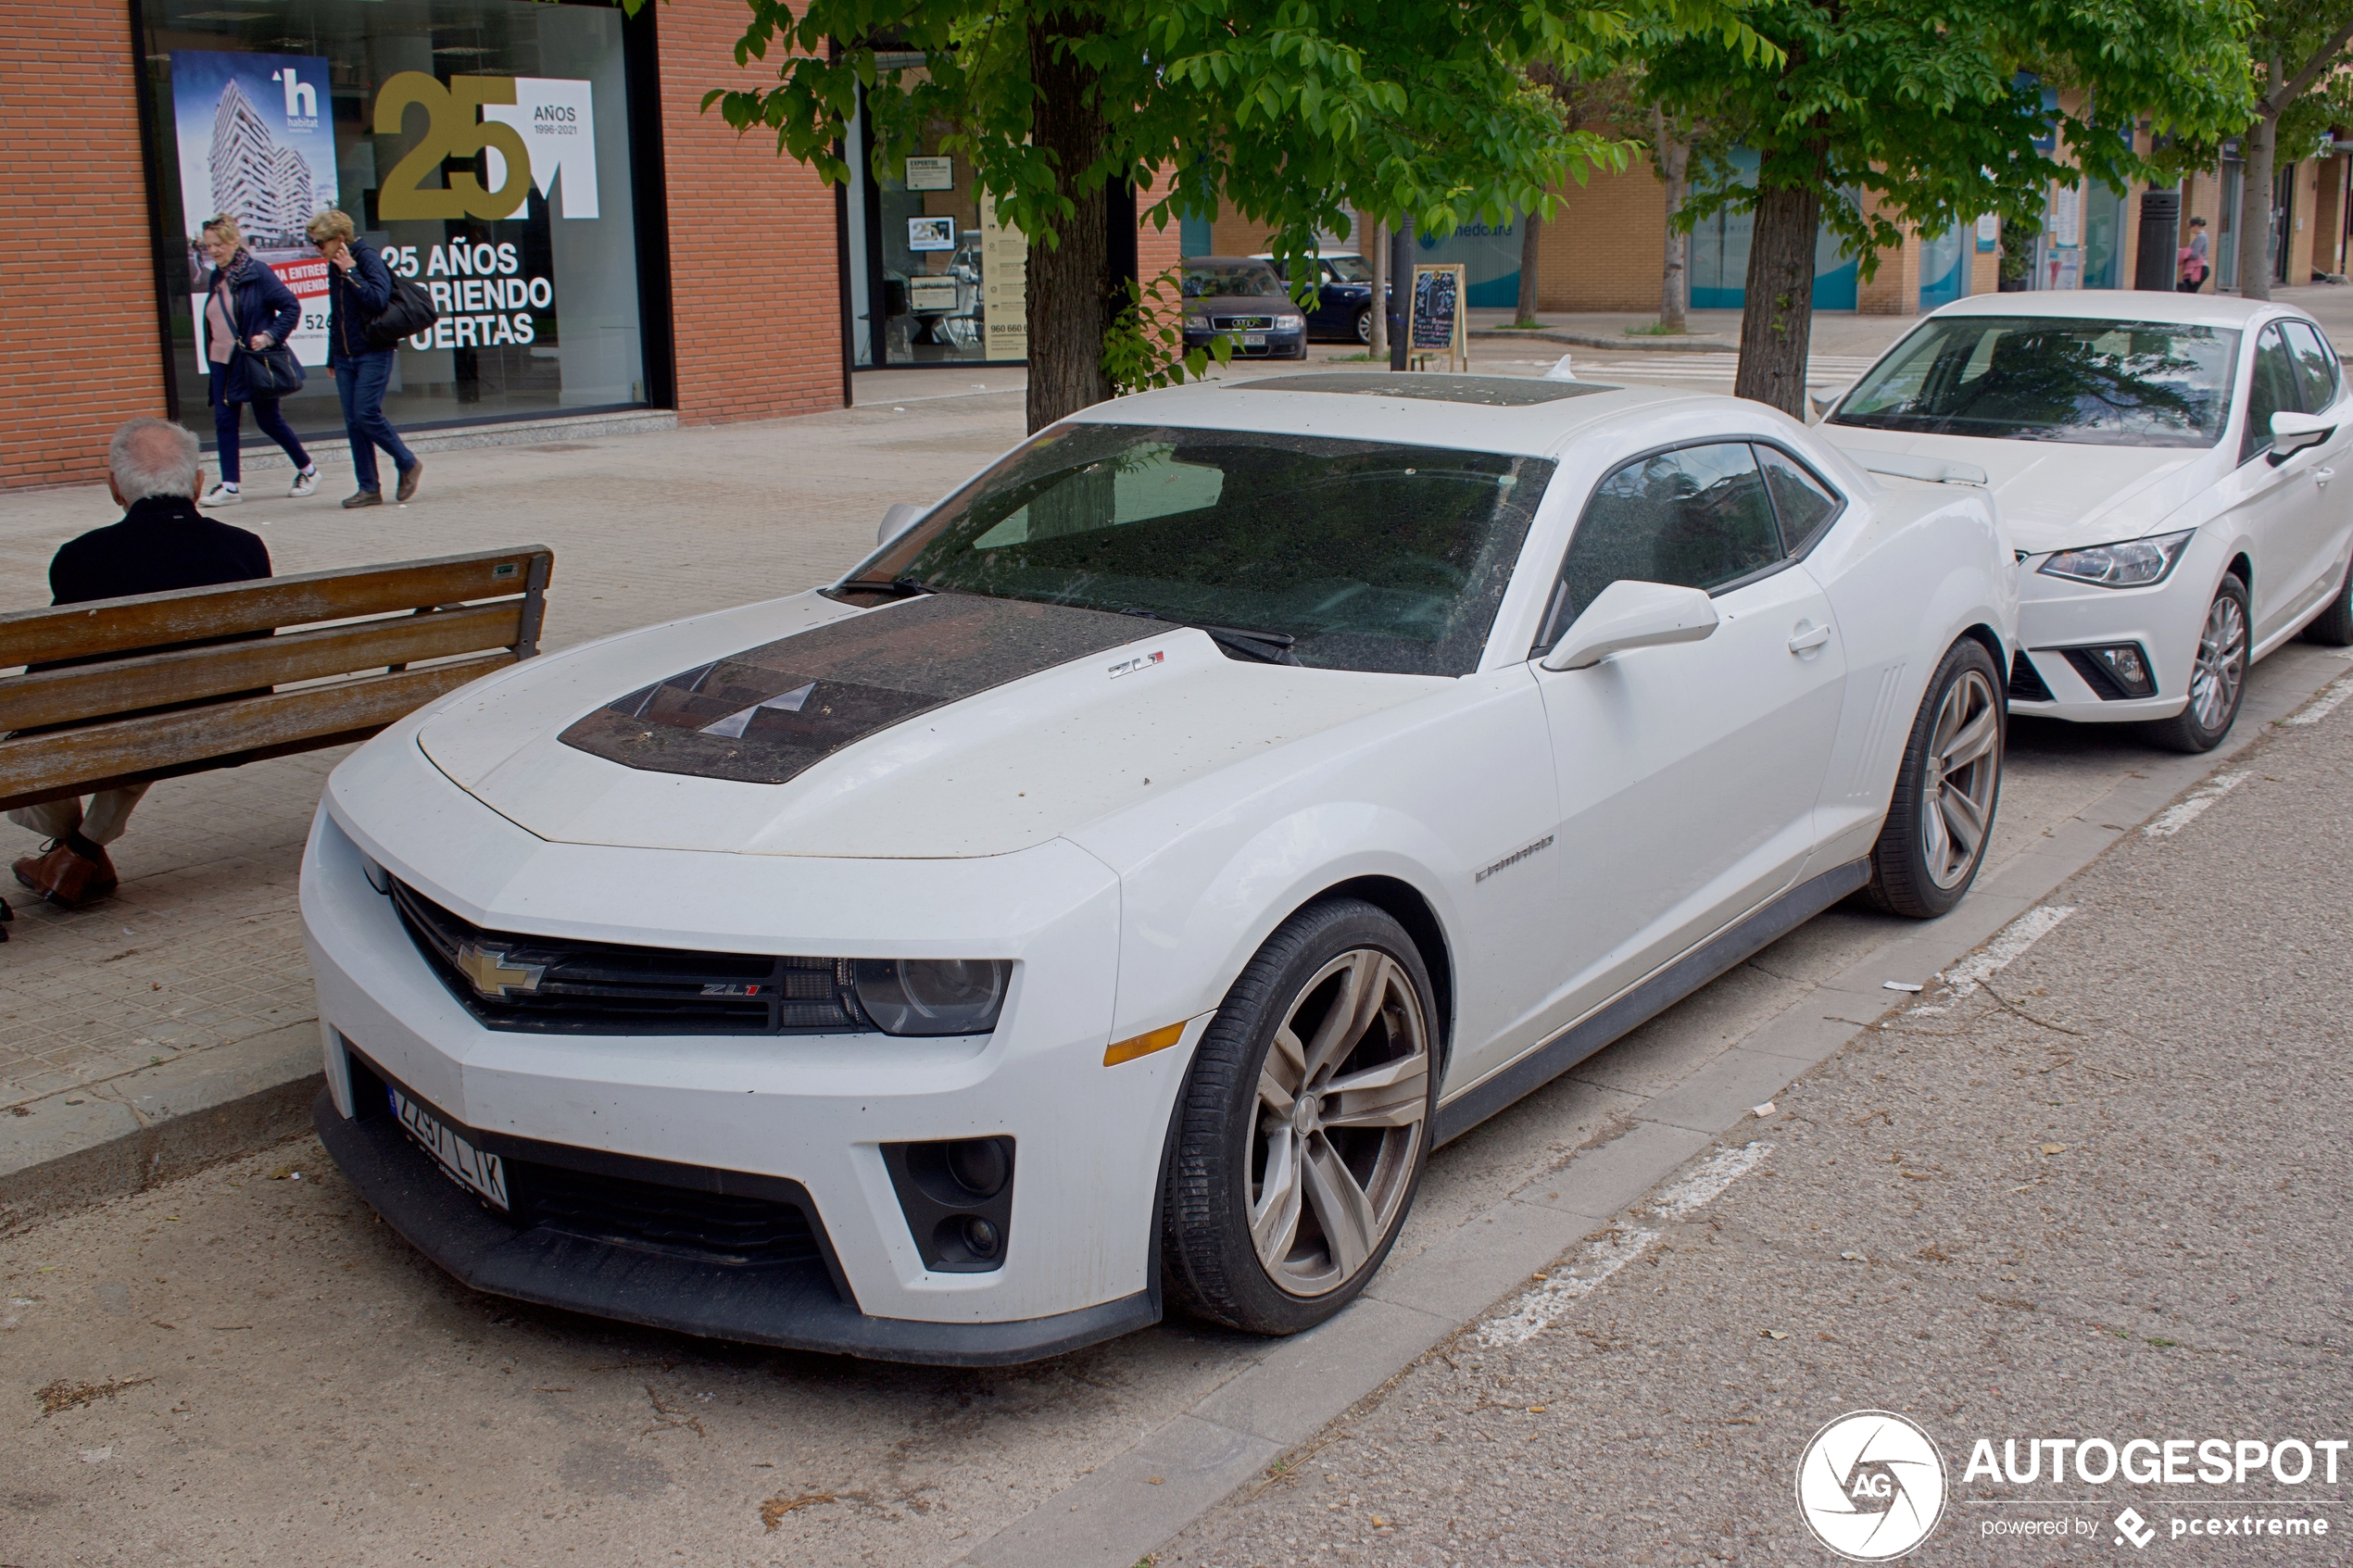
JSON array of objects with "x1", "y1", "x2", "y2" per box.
[
  {"x1": 195, "y1": 215, "x2": 321, "y2": 507},
  {"x1": 6, "y1": 419, "x2": 271, "y2": 917},
  {"x1": 2179, "y1": 216, "x2": 2211, "y2": 294},
  {"x1": 308, "y1": 208, "x2": 422, "y2": 509}
]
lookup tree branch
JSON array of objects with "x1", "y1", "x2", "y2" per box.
[{"x1": 2268, "y1": 16, "x2": 2353, "y2": 117}]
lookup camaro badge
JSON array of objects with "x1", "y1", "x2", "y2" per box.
[
  {"x1": 456, "y1": 944, "x2": 546, "y2": 997},
  {"x1": 1109, "y1": 650, "x2": 1165, "y2": 679},
  {"x1": 1475, "y1": 834, "x2": 1554, "y2": 884}
]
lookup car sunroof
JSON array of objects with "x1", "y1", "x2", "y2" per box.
[{"x1": 1234, "y1": 373, "x2": 1617, "y2": 405}]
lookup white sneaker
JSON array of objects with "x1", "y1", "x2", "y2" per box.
[
  {"x1": 289, "y1": 468, "x2": 320, "y2": 498},
  {"x1": 199, "y1": 483, "x2": 242, "y2": 507}
]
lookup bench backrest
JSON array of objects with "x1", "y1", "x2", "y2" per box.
[{"x1": 0, "y1": 545, "x2": 551, "y2": 812}]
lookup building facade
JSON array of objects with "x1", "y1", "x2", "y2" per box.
[{"x1": 6, "y1": 0, "x2": 1176, "y2": 491}]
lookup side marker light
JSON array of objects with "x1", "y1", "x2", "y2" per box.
[{"x1": 1104, "y1": 1020, "x2": 1188, "y2": 1067}]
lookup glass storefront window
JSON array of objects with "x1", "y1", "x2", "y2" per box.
[{"x1": 141, "y1": 0, "x2": 648, "y2": 443}]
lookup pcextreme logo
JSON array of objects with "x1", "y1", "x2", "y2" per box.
[
  {"x1": 1796, "y1": 1411, "x2": 1949, "y2": 1561},
  {"x1": 373, "y1": 72, "x2": 598, "y2": 221}
]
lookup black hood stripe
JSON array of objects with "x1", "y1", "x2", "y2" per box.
[{"x1": 559, "y1": 595, "x2": 1151, "y2": 785}]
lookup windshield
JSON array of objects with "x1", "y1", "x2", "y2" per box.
[
  {"x1": 850, "y1": 422, "x2": 1554, "y2": 676},
  {"x1": 1325, "y1": 256, "x2": 1373, "y2": 282},
  {"x1": 1185, "y1": 262, "x2": 1284, "y2": 299},
  {"x1": 1831, "y1": 317, "x2": 2239, "y2": 447}
]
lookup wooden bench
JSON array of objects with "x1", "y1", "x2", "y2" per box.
[{"x1": 0, "y1": 546, "x2": 551, "y2": 816}]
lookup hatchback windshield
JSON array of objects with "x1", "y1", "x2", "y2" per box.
[
  {"x1": 852, "y1": 422, "x2": 1554, "y2": 676},
  {"x1": 1185, "y1": 261, "x2": 1285, "y2": 299},
  {"x1": 1831, "y1": 317, "x2": 2239, "y2": 447},
  {"x1": 1325, "y1": 256, "x2": 1373, "y2": 282}
]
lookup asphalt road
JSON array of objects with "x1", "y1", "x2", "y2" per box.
[{"x1": 1163, "y1": 672, "x2": 2353, "y2": 1566}]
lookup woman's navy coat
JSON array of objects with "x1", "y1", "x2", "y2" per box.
[{"x1": 200, "y1": 256, "x2": 303, "y2": 405}]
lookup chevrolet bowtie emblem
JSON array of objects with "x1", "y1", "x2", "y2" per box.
[{"x1": 455, "y1": 943, "x2": 545, "y2": 998}]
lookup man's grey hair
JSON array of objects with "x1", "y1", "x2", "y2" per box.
[{"x1": 108, "y1": 418, "x2": 201, "y2": 502}]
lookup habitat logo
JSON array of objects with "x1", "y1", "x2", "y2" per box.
[{"x1": 1795, "y1": 1411, "x2": 1948, "y2": 1561}]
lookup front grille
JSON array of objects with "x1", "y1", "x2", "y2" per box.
[
  {"x1": 2008, "y1": 650, "x2": 2055, "y2": 703},
  {"x1": 521, "y1": 1161, "x2": 823, "y2": 1266},
  {"x1": 391, "y1": 879, "x2": 875, "y2": 1036},
  {"x1": 1211, "y1": 314, "x2": 1276, "y2": 331}
]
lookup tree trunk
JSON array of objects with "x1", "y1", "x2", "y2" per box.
[
  {"x1": 2240, "y1": 100, "x2": 2279, "y2": 301},
  {"x1": 1025, "y1": 19, "x2": 1114, "y2": 433},
  {"x1": 1514, "y1": 211, "x2": 1542, "y2": 326},
  {"x1": 1368, "y1": 220, "x2": 1390, "y2": 358},
  {"x1": 1733, "y1": 181, "x2": 1819, "y2": 416},
  {"x1": 1653, "y1": 107, "x2": 1692, "y2": 332}
]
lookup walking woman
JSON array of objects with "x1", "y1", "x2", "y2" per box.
[
  {"x1": 307, "y1": 209, "x2": 422, "y2": 508},
  {"x1": 195, "y1": 215, "x2": 321, "y2": 506}
]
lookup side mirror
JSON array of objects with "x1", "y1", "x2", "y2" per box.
[
  {"x1": 1538, "y1": 580, "x2": 1719, "y2": 672},
  {"x1": 1807, "y1": 381, "x2": 1855, "y2": 423},
  {"x1": 878, "y1": 502, "x2": 925, "y2": 546},
  {"x1": 2271, "y1": 409, "x2": 2334, "y2": 460}
]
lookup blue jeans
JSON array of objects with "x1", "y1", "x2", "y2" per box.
[
  {"x1": 333, "y1": 348, "x2": 416, "y2": 493},
  {"x1": 208, "y1": 366, "x2": 309, "y2": 485}
]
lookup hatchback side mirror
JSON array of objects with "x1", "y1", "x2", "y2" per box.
[
  {"x1": 1538, "y1": 580, "x2": 1719, "y2": 671},
  {"x1": 878, "y1": 502, "x2": 925, "y2": 545},
  {"x1": 2271, "y1": 409, "x2": 2334, "y2": 460}
]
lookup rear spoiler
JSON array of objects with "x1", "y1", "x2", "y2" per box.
[{"x1": 1841, "y1": 450, "x2": 1991, "y2": 487}]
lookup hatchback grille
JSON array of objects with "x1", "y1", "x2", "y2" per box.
[
  {"x1": 1212, "y1": 314, "x2": 1275, "y2": 331},
  {"x1": 521, "y1": 1161, "x2": 823, "y2": 1266},
  {"x1": 390, "y1": 879, "x2": 875, "y2": 1035}
]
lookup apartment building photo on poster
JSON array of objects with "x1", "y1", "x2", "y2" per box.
[{"x1": 170, "y1": 50, "x2": 339, "y2": 367}]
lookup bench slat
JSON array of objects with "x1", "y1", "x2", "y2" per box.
[
  {"x1": 0, "y1": 656, "x2": 512, "y2": 812},
  {"x1": 0, "y1": 546, "x2": 553, "y2": 669},
  {"x1": 0, "y1": 601, "x2": 524, "y2": 733}
]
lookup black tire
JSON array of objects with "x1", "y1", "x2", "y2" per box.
[
  {"x1": 1353, "y1": 307, "x2": 1373, "y2": 345},
  {"x1": 1160, "y1": 898, "x2": 1438, "y2": 1335},
  {"x1": 1865, "y1": 637, "x2": 2006, "y2": 919},
  {"x1": 2302, "y1": 555, "x2": 2353, "y2": 646},
  {"x1": 2142, "y1": 573, "x2": 2251, "y2": 753}
]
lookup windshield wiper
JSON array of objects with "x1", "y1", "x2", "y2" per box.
[
  {"x1": 830, "y1": 575, "x2": 936, "y2": 599},
  {"x1": 1119, "y1": 608, "x2": 1300, "y2": 665}
]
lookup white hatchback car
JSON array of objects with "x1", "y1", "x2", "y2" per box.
[
  {"x1": 1822, "y1": 293, "x2": 2353, "y2": 751},
  {"x1": 304, "y1": 372, "x2": 2016, "y2": 1364}
]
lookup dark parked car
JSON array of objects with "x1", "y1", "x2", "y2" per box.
[
  {"x1": 1256, "y1": 252, "x2": 1384, "y2": 344},
  {"x1": 1182, "y1": 258, "x2": 1307, "y2": 360}
]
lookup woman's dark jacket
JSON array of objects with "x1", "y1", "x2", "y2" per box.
[
  {"x1": 200, "y1": 252, "x2": 302, "y2": 405},
  {"x1": 325, "y1": 238, "x2": 396, "y2": 364}
]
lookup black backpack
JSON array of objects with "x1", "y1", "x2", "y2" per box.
[{"x1": 367, "y1": 274, "x2": 440, "y2": 349}]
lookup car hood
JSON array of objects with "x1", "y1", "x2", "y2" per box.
[
  {"x1": 415, "y1": 591, "x2": 1441, "y2": 859},
  {"x1": 1824, "y1": 426, "x2": 2219, "y2": 555},
  {"x1": 1184, "y1": 295, "x2": 1295, "y2": 317}
]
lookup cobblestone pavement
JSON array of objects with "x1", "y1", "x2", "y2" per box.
[{"x1": 1160, "y1": 673, "x2": 2353, "y2": 1567}]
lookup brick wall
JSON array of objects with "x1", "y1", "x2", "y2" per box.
[
  {"x1": 659, "y1": 0, "x2": 844, "y2": 422},
  {"x1": 2, "y1": 5, "x2": 167, "y2": 489},
  {"x1": 1536, "y1": 157, "x2": 1668, "y2": 311}
]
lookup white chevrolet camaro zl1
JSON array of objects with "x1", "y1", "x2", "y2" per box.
[
  {"x1": 1821, "y1": 293, "x2": 2353, "y2": 752},
  {"x1": 303, "y1": 371, "x2": 2018, "y2": 1364}
]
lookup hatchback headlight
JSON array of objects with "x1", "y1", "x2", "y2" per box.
[
  {"x1": 2038, "y1": 529, "x2": 2196, "y2": 588},
  {"x1": 1277, "y1": 313, "x2": 1305, "y2": 330},
  {"x1": 854, "y1": 959, "x2": 1010, "y2": 1036}
]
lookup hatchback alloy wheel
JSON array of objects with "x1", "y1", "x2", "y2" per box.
[{"x1": 2145, "y1": 574, "x2": 2251, "y2": 754}]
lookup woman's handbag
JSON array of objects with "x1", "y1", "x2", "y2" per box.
[
  {"x1": 235, "y1": 341, "x2": 308, "y2": 397},
  {"x1": 368, "y1": 275, "x2": 441, "y2": 348}
]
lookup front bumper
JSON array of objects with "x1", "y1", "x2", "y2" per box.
[
  {"x1": 2007, "y1": 539, "x2": 2223, "y2": 722},
  {"x1": 301, "y1": 732, "x2": 1199, "y2": 1361},
  {"x1": 1185, "y1": 323, "x2": 1307, "y2": 359}
]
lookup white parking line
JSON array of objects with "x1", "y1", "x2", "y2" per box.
[
  {"x1": 1478, "y1": 1141, "x2": 1772, "y2": 1347},
  {"x1": 2279, "y1": 675, "x2": 2353, "y2": 727},
  {"x1": 2143, "y1": 771, "x2": 2251, "y2": 835},
  {"x1": 1906, "y1": 905, "x2": 2078, "y2": 1015}
]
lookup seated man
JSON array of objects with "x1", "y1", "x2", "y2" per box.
[{"x1": 8, "y1": 418, "x2": 271, "y2": 913}]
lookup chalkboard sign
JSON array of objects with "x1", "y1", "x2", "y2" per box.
[{"x1": 1410, "y1": 264, "x2": 1467, "y2": 370}]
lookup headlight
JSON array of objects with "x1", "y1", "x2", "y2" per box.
[
  {"x1": 854, "y1": 959, "x2": 1010, "y2": 1036},
  {"x1": 1277, "y1": 314, "x2": 1305, "y2": 330},
  {"x1": 2037, "y1": 529, "x2": 2195, "y2": 588}
]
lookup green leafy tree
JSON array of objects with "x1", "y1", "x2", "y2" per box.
[
  {"x1": 661, "y1": 0, "x2": 1773, "y2": 432},
  {"x1": 2225, "y1": 3, "x2": 2353, "y2": 297},
  {"x1": 1638, "y1": 0, "x2": 2253, "y2": 416}
]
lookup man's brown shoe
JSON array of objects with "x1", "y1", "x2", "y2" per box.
[
  {"x1": 13, "y1": 834, "x2": 119, "y2": 909},
  {"x1": 396, "y1": 458, "x2": 423, "y2": 502},
  {"x1": 342, "y1": 489, "x2": 383, "y2": 509}
]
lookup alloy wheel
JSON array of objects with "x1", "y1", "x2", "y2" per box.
[
  {"x1": 2189, "y1": 591, "x2": 2249, "y2": 734},
  {"x1": 1247, "y1": 948, "x2": 1428, "y2": 1297},
  {"x1": 1920, "y1": 667, "x2": 2001, "y2": 889}
]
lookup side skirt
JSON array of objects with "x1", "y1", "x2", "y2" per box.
[{"x1": 1431, "y1": 859, "x2": 1871, "y2": 1146}]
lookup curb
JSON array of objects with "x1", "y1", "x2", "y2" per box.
[
  {"x1": 206, "y1": 408, "x2": 681, "y2": 476},
  {"x1": 0, "y1": 1020, "x2": 322, "y2": 1234},
  {"x1": 1468, "y1": 328, "x2": 1737, "y2": 354}
]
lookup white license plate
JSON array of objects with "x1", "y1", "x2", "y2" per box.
[
  {"x1": 391, "y1": 1088, "x2": 510, "y2": 1210},
  {"x1": 1242, "y1": 332, "x2": 1267, "y2": 345}
]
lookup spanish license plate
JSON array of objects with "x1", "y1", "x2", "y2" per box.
[
  {"x1": 390, "y1": 1087, "x2": 510, "y2": 1210},
  {"x1": 1242, "y1": 332, "x2": 1267, "y2": 345}
]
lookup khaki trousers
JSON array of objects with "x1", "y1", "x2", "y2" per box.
[{"x1": 7, "y1": 784, "x2": 150, "y2": 847}]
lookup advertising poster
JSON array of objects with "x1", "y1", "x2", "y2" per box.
[
  {"x1": 978, "y1": 193, "x2": 1029, "y2": 361},
  {"x1": 170, "y1": 51, "x2": 338, "y2": 369}
]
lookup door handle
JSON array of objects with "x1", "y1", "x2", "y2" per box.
[
  {"x1": 2317, "y1": 467, "x2": 2335, "y2": 487},
  {"x1": 1788, "y1": 622, "x2": 1832, "y2": 655}
]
